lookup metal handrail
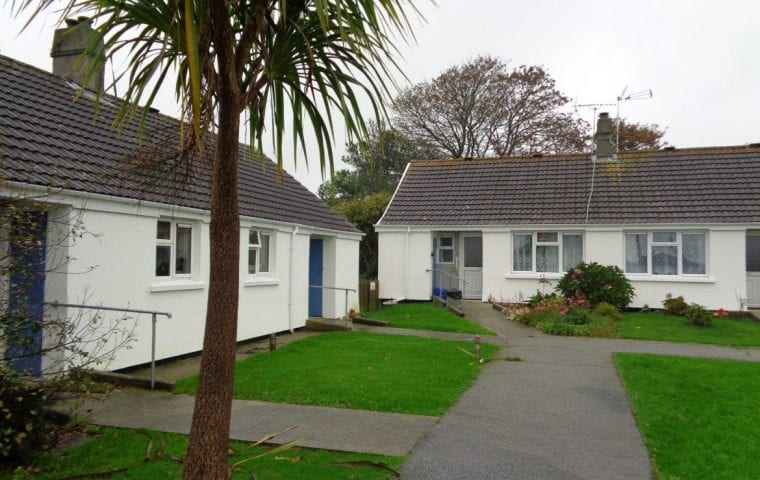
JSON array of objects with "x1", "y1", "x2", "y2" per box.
[
  {"x1": 308, "y1": 285, "x2": 357, "y2": 324},
  {"x1": 46, "y1": 301, "x2": 172, "y2": 390},
  {"x1": 426, "y1": 268, "x2": 470, "y2": 286}
]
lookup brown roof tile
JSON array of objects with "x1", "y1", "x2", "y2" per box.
[
  {"x1": 379, "y1": 147, "x2": 760, "y2": 226},
  {"x1": 0, "y1": 55, "x2": 358, "y2": 234}
]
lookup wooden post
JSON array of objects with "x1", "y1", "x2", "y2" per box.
[
  {"x1": 269, "y1": 333, "x2": 277, "y2": 351},
  {"x1": 473, "y1": 335, "x2": 481, "y2": 362}
]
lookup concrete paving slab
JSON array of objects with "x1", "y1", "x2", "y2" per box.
[{"x1": 71, "y1": 389, "x2": 437, "y2": 456}]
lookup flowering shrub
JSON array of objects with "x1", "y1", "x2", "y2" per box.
[
  {"x1": 556, "y1": 262, "x2": 634, "y2": 308},
  {"x1": 713, "y1": 308, "x2": 729, "y2": 317}
]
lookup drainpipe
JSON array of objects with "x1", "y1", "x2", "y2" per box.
[
  {"x1": 404, "y1": 226, "x2": 411, "y2": 298},
  {"x1": 288, "y1": 225, "x2": 299, "y2": 332}
]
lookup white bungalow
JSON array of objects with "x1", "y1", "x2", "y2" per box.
[
  {"x1": 0, "y1": 20, "x2": 360, "y2": 375},
  {"x1": 377, "y1": 114, "x2": 760, "y2": 311}
]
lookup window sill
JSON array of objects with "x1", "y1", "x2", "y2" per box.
[
  {"x1": 244, "y1": 276, "x2": 279, "y2": 287},
  {"x1": 505, "y1": 272, "x2": 564, "y2": 280},
  {"x1": 625, "y1": 275, "x2": 715, "y2": 284},
  {"x1": 149, "y1": 280, "x2": 206, "y2": 292}
]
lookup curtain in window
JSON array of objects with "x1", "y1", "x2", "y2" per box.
[
  {"x1": 259, "y1": 234, "x2": 270, "y2": 273},
  {"x1": 682, "y1": 233, "x2": 706, "y2": 274},
  {"x1": 536, "y1": 245, "x2": 559, "y2": 272},
  {"x1": 562, "y1": 234, "x2": 583, "y2": 271},
  {"x1": 175, "y1": 225, "x2": 192, "y2": 274},
  {"x1": 513, "y1": 234, "x2": 532, "y2": 271},
  {"x1": 652, "y1": 246, "x2": 677, "y2": 275},
  {"x1": 625, "y1": 234, "x2": 648, "y2": 273}
]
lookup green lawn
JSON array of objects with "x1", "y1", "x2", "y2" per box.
[
  {"x1": 2, "y1": 427, "x2": 402, "y2": 480},
  {"x1": 615, "y1": 354, "x2": 760, "y2": 480},
  {"x1": 176, "y1": 332, "x2": 498, "y2": 416},
  {"x1": 618, "y1": 312, "x2": 760, "y2": 347},
  {"x1": 362, "y1": 302, "x2": 495, "y2": 335}
]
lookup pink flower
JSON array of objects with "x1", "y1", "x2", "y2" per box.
[{"x1": 713, "y1": 308, "x2": 728, "y2": 317}]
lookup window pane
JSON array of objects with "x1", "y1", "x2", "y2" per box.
[
  {"x1": 439, "y1": 249, "x2": 453, "y2": 263},
  {"x1": 463, "y1": 237, "x2": 482, "y2": 268},
  {"x1": 537, "y1": 245, "x2": 559, "y2": 272},
  {"x1": 157, "y1": 221, "x2": 171, "y2": 240},
  {"x1": 537, "y1": 232, "x2": 558, "y2": 243},
  {"x1": 249, "y1": 229, "x2": 260, "y2": 246},
  {"x1": 439, "y1": 236, "x2": 453, "y2": 247},
  {"x1": 259, "y1": 234, "x2": 270, "y2": 273},
  {"x1": 652, "y1": 245, "x2": 677, "y2": 275},
  {"x1": 653, "y1": 231, "x2": 676, "y2": 243},
  {"x1": 682, "y1": 233, "x2": 706, "y2": 274},
  {"x1": 156, "y1": 245, "x2": 171, "y2": 276},
  {"x1": 625, "y1": 234, "x2": 648, "y2": 273},
  {"x1": 248, "y1": 248, "x2": 257, "y2": 274},
  {"x1": 562, "y1": 234, "x2": 583, "y2": 272},
  {"x1": 748, "y1": 234, "x2": 760, "y2": 271},
  {"x1": 513, "y1": 234, "x2": 532, "y2": 271},
  {"x1": 175, "y1": 225, "x2": 192, "y2": 274}
]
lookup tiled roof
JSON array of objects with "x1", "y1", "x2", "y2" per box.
[
  {"x1": 378, "y1": 146, "x2": 760, "y2": 226},
  {"x1": 0, "y1": 54, "x2": 359, "y2": 234}
]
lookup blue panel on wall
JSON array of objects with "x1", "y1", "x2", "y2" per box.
[
  {"x1": 309, "y1": 238, "x2": 323, "y2": 317},
  {"x1": 7, "y1": 210, "x2": 47, "y2": 376}
]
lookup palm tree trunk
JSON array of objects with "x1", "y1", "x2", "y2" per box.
[{"x1": 182, "y1": 85, "x2": 241, "y2": 480}]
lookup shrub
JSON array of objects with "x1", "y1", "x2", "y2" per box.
[
  {"x1": 556, "y1": 262, "x2": 634, "y2": 308},
  {"x1": 565, "y1": 308, "x2": 592, "y2": 325},
  {"x1": 684, "y1": 303, "x2": 712, "y2": 327},
  {"x1": 541, "y1": 322, "x2": 590, "y2": 336},
  {"x1": 593, "y1": 302, "x2": 621, "y2": 320},
  {"x1": 662, "y1": 294, "x2": 689, "y2": 316},
  {"x1": 0, "y1": 372, "x2": 54, "y2": 465},
  {"x1": 527, "y1": 291, "x2": 558, "y2": 306},
  {"x1": 517, "y1": 308, "x2": 561, "y2": 327}
]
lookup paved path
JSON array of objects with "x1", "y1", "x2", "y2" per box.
[
  {"x1": 74, "y1": 389, "x2": 436, "y2": 456},
  {"x1": 77, "y1": 302, "x2": 759, "y2": 475},
  {"x1": 400, "y1": 301, "x2": 760, "y2": 480}
]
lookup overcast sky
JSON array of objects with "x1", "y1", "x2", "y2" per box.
[{"x1": 2, "y1": 1, "x2": 759, "y2": 192}]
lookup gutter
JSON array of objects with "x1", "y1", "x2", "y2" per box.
[{"x1": 287, "y1": 225, "x2": 300, "y2": 332}]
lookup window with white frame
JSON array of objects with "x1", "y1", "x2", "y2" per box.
[
  {"x1": 625, "y1": 231, "x2": 706, "y2": 276},
  {"x1": 438, "y1": 235, "x2": 454, "y2": 263},
  {"x1": 512, "y1": 232, "x2": 583, "y2": 273},
  {"x1": 248, "y1": 229, "x2": 271, "y2": 275},
  {"x1": 155, "y1": 220, "x2": 193, "y2": 277}
]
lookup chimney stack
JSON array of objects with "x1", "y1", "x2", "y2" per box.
[
  {"x1": 51, "y1": 17, "x2": 104, "y2": 92},
  {"x1": 593, "y1": 112, "x2": 617, "y2": 162}
]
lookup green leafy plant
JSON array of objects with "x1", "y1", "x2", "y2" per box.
[
  {"x1": 541, "y1": 322, "x2": 590, "y2": 336},
  {"x1": 593, "y1": 302, "x2": 622, "y2": 320},
  {"x1": 556, "y1": 262, "x2": 634, "y2": 308},
  {"x1": 564, "y1": 308, "x2": 592, "y2": 325},
  {"x1": 527, "y1": 291, "x2": 558, "y2": 306},
  {"x1": 662, "y1": 294, "x2": 689, "y2": 316},
  {"x1": 684, "y1": 304, "x2": 712, "y2": 327},
  {"x1": 0, "y1": 372, "x2": 52, "y2": 465}
]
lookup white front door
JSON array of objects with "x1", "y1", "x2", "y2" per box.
[
  {"x1": 462, "y1": 234, "x2": 483, "y2": 299},
  {"x1": 747, "y1": 232, "x2": 760, "y2": 308}
]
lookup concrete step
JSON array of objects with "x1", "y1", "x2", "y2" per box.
[{"x1": 305, "y1": 317, "x2": 352, "y2": 332}]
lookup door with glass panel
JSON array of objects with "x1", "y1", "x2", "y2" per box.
[
  {"x1": 747, "y1": 231, "x2": 760, "y2": 308},
  {"x1": 462, "y1": 234, "x2": 483, "y2": 299}
]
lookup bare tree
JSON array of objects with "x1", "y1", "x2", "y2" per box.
[{"x1": 394, "y1": 56, "x2": 588, "y2": 158}]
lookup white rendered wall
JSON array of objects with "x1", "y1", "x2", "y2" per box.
[
  {"x1": 323, "y1": 237, "x2": 360, "y2": 317},
  {"x1": 378, "y1": 230, "x2": 433, "y2": 301},
  {"x1": 52, "y1": 196, "x2": 358, "y2": 371},
  {"x1": 480, "y1": 228, "x2": 748, "y2": 310}
]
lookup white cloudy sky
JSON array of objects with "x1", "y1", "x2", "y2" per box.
[{"x1": 2, "y1": 1, "x2": 759, "y2": 192}]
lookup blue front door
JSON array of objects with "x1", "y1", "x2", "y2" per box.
[
  {"x1": 7, "y1": 210, "x2": 47, "y2": 376},
  {"x1": 309, "y1": 238, "x2": 323, "y2": 317}
]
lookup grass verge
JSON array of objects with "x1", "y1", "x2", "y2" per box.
[
  {"x1": 176, "y1": 332, "x2": 498, "y2": 416},
  {"x1": 618, "y1": 312, "x2": 760, "y2": 347},
  {"x1": 362, "y1": 302, "x2": 495, "y2": 335},
  {"x1": 615, "y1": 353, "x2": 760, "y2": 480},
  {"x1": 2, "y1": 427, "x2": 402, "y2": 480}
]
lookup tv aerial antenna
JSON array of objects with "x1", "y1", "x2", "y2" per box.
[{"x1": 574, "y1": 86, "x2": 653, "y2": 152}]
